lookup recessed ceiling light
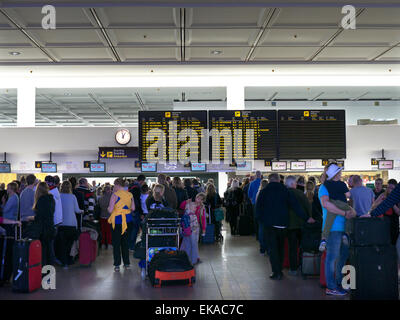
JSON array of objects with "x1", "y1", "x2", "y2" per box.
[
  {"x1": 64, "y1": 93, "x2": 72, "y2": 96},
  {"x1": 211, "y1": 50, "x2": 223, "y2": 55},
  {"x1": 9, "y1": 51, "x2": 21, "y2": 56}
]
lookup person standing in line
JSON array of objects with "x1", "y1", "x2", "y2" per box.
[
  {"x1": 205, "y1": 183, "x2": 223, "y2": 241},
  {"x1": 99, "y1": 185, "x2": 113, "y2": 249},
  {"x1": 28, "y1": 182, "x2": 55, "y2": 266},
  {"x1": 248, "y1": 171, "x2": 262, "y2": 245},
  {"x1": 108, "y1": 178, "x2": 135, "y2": 272},
  {"x1": 256, "y1": 173, "x2": 312, "y2": 280},
  {"x1": 19, "y1": 174, "x2": 37, "y2": 237},
  {"x1": 184, "y1": 178, "x2": 198, "y2": 202},
  {"x1": 370, "y1": 179, "x2": 400, "y2": 245},
  {"x1": 349, "y1": 175, "x2": 375, "y2": 217},
  {"x1": 296, "y1": 176, "x2": 306, "y2": 192},
  {"x1": 373, "y1": 178, "x2": 385, "y2": 200},
  {"x1": 158, "y1": 174, "x2": 177, "y2": 209},
  {"x1": 180, "y1": 193, "x2": 206, "y2": 265},
  {"x1": 59, "y1": 181, "x2": 83, "y2": 268},
  {"x1": 173, "y1": 177, "x2": 189, "y2": 212},
  {"x1": 45, "y1": 175, "x2": 63, "y2": 265},
  {"x1": 305, "y1": 181, "x2": 315, "y2": 204},
  {"x1": 285, "y1": 176, "x2": 314, "y2": 275},
  {"x1": 128, "y1": 175, "x2": 146, "y2": 251},
  {"x1": 1, "y1": 182, "x2": 19, "y2": 236},
  {"x1": 225, "y1": 179, "x2": 243, "y2": 236}
]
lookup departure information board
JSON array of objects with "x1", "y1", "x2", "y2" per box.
[
  {"x1": 278, "y1": 110, "x2": 346, "y2": 159},
  {"x1": 209, "y1": 110, "x2": 277, "y2": 161},
  {"x1": 139, "y1": 111, "x2": 208, "y2": 162}
]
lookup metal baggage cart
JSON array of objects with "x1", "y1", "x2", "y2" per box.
[{"x1": 144, "y1": 217, "x2": 180, "y2": 278}]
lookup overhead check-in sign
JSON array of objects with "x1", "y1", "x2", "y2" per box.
[
  {"x1": 99, "y1": 147, "x2": 139, "y2": 159},
  {"x1": 272, "y1": 161, "x2": 287, "y2": 171}
]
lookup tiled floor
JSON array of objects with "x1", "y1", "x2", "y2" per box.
[{"x1": 1, "y1": 225, "x2": 348, "y2": 300}]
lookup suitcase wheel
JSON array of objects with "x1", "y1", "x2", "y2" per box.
[{"x1": 190, "y1": 276, "x2": 196, "y2": 285}]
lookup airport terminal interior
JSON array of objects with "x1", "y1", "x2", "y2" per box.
[{"x1": 1, "y1": 0, "x2": 400, "y2": 301}]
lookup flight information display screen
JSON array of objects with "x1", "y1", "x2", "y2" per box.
[
  {"x1": 278, "y1": 110, "x2": 346, "y2": 159},
  {"x1": 209, "y1": 110, "x2": 277, "y2": 161},
  {"x1": 139, "y1": 111, "x2": 208, "y2": 163}
]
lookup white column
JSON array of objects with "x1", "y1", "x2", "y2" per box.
[
  {"x1": 226, "y1": 83, "x2": 245, "y2": 110},
  {"x1": 17, "y1": 83, "x2": 36, "y2": 127}
]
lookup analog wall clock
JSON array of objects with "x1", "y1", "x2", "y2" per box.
[{"x1": 115, "y1": 128, "x2": 131, "y2": 145}]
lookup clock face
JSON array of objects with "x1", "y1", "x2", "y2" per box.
[{"x1": 115, "y1": 129, "x2": 131, "y2": 145}]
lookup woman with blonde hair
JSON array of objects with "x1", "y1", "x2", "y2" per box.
[
  {"x1": 108, "y1": 178, "x2": 135, "y2": 272},
  {"x1": 305, "y1": 181, "x2": 315, "y2": 204},
  {"x1": 146, "y1": 183, "x2": 169, "y2": 210},
  {"x1": 28, "y1": 182, "x2": 55, "y2": 265}
]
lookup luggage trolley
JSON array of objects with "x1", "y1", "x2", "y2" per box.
[{"x1": 145, "y1": 216, "x2": 180, "y2": 278}]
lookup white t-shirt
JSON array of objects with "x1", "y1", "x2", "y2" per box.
[
  {"x1": 50, "y1": 187, "x2": 63, "y2": 225},
  {"x1": 140, "y1": 193, "x2": 149, "y2": 214}
]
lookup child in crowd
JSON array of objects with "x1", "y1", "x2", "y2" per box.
[
  {"x1": 180, "y1": 193, "x2": 206, "y2": 265},
  {"x1": 319, "y1": 164, "x2": 354, "y2": 252}
]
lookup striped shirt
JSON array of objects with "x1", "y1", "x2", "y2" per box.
[{"x1": 371, "y1": 183, "x2": 400, "y2": 217}]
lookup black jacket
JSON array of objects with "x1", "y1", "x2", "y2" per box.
[
  {"x1": 255, "y1": 182, "x2": 308, "y2": 228},
  {"x1": 173, "y1": 187, "x2": 188, "y2": 209},
  {"x1": 129, "y1": 182, "x2": 142, "y2": 214},
  {"x1": 29, "y1": 194, "x2": 55, "y2": 241},
  {"x1": 184, "y1": 186, "x2": 198, "y2": 202}
]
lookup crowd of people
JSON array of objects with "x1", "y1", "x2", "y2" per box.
[
  {"x1": 1, "y1": 165, "x2": 399, "y2": 295},
  {"x1": 0, "y1": 174, "x2": 222, "y2": 274}
]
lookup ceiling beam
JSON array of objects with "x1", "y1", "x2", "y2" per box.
[
  {"x1": 134, "y1": 92, "x2": 147, "y2": 111},
  {"x1": 371, "y1": 41, "x2": 400, "y2": 61},
  {"x1": 87, "y1": 93, "x2": 123, "y2": 125},
  {"x1": 88, "y1": 8, "x2": 122, "y2": 62},
  {"x1": 39, "y1": 94, "x2": 91, "y2": 126},
  {"x1": 245, "y1": 8, "x2": 281, "y2": 62}
]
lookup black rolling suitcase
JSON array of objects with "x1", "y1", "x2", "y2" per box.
[
  {"x1": 351, "y1": 217, "x2": 391, "y2": 247},
  {"x1": 0, "y1": 236, "x2": 14, "y2": 286},
  {"x1": 350, "y1": 245, "x2": 398, "y2": 300},
  {"x1": 237, "y1": 204, "x2": 253, "y2": 236},
  {"x1": 301, "y1": 220, "x2": 322, "y2": 253}
]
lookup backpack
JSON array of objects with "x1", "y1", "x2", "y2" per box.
[{"x1": 181, "y1": 214, "x2": 192, "y2": 237}]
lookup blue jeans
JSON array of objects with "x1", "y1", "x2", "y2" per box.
[
  {"x1": 129, "y1": 213, "x2": 141, "y2": 250},
  {"x1": 325, "y1": 231, "x2": 349, "y2": 290}
]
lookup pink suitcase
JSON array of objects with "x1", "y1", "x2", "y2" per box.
[{"x1": 79, "y1": 232, "x2": 96, "y2": 266}]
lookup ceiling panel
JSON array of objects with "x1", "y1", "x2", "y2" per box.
[
  {"x1": 253, "y1": 46, "x2": 317, "y2": 60},
  {"x1": 261, "y1": 29, "x2": 338, "y2": 46},
  {"x1": 113, "y1": 29, "x2": 177, "y2": 45},
  {"x1": 0, "y1": 47, "x2": 49, "y2": 61},
  {"x1": 11, "y1": 8, "x2": 92, "y2": 26},
  {"x1": 272, "y1": 7, "x2": 342, "y2": 26},
  {"x1": 332, "y1": 29, "x2": 400, "y2": 46},
  {"x1": 356, "y1": 8, "x2": 400, "y2": 25},
  {"x1": 191, "y1": 8, "x2": 262, "y2": 26},
  {"x1": 121, "y1": 47, "x2": 177, "y2": 61},
  {"x1": 46, "y1": 47, "x2": 113, "y2": 61},
  {"x1": 29, "y1": 29, "x2": 104, "y2": 45},
  {"x1": 101, "y1": 7, "x2": 176, "y2": 26},
  {"x1": 189, "y1": 29, "x2": 256, "y2": 45},
  {"x1": 187, "y1": 47, "x2": 249, "y2": 61},
  {"x1": 315, "y1": 47, "x2": 388, "y2": 61},
  {"x1": 375, "y1": 47, "x2": 400, "y2": 61}
]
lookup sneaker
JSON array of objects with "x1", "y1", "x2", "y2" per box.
[
  {"x1": 326, "y1": 288, "x2": 347, "y2": 296},
  {"x1": 114, "y1": 266, "x2": 120, "y2": 272},
  {"x1": 269, "y1": 273, "x2": 283, "y2": 280},
  {"x1": 124, "y1": 265, "x2": 131, "y2": 269},
  {"x1": 319, "y1": 240, "x2": 327, "y2": 252}
]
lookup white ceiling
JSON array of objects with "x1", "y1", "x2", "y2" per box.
[
  {"x1": 0, "y1": 6, "x2": 399, "y2": 64},
  {"x1": 1, "y1": 86, "x2": 400, "y2": 127}
]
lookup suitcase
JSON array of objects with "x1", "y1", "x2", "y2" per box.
[
  {"x1": 201, "y1": 210, "x2": 215, "y2": 244},
  {"x1": 319, "y1": 251, "x2": 327, "y2": 288},
  {"x1": 350, "y1": 245, "x2": 398, "y2": 300},
  {"x1": 301, "y1": 251, "x2": 321, "y2": 278},
  {"x1": 79, "y1": 232, "x2": 97, "y2": 266},
  {"x1": 12, "y1": 239, "x2": 42, "y2": 293},
  {"x1": 283, "y1": 238, "x2": 300, "y2": 269},
  {"x1": 350, "y1": 217, "x2": 391, "y2": 247},
  {"x1": 237, "y1": 204, "x2": 253, "y2": 236},
  {"x1": 0, "y1": 236, "x2": 14, "y2": 286},
  {"x1": 148, "y1": 250, "x2": 195, "y2": 287}
]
